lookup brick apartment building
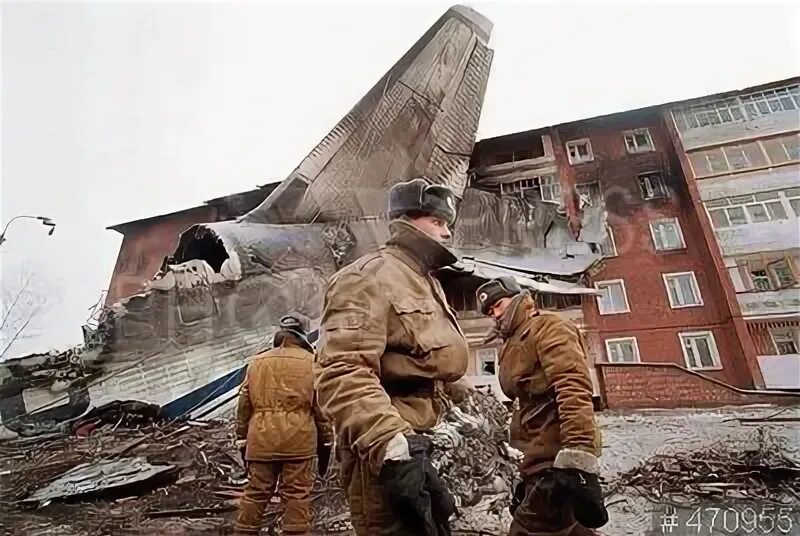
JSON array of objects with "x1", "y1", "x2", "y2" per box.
[{"x1": 103, "y1": 78, "x2": 799, "y2": 409}]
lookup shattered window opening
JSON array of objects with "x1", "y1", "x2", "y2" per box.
[
  {"x1": 770, "y1": 327, "x2": 799, "y2": 355},
  {"x1": 595, "y1": 279, "x2": 630, "y2": 315},
  {"x1": 599, "y1": 226, "x2": 617, "y2": 258},
  {"x1": 624, "y1": 128, "x2": 655, "y2": 154},
  {"x1": 637, "y1": 171, "x2": 668, "y2": 200},
  {"x1": 768, "y1": 258, "x2": 798, "y2": 289},
  {"x1": 499, "y1": 174, "x2": 563, "y2": 206},
  {"x1": 605, "y1": 337, "x2": 640, "y2": 363},
  {"x1": 663, "y1": 272, "x2": 703, "y2": 308},
  {"x1": 750, "y1": 269, "x2": 773, "y2": 292},
  {"x1": 477, "y1": 348, "x2": 498, "y2": 376},
  {"x1": 680, "y1": 331, "x2": 721, "y2": 370},
  {"x1": 650, "y1": 218, "x2": 686, "y2": 251},
  {"x1": 565, "y1": 138, "x2": 594, "y2": 165}
]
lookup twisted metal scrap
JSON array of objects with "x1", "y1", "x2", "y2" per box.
[{"x1": 606, "y1": 427, "x2": 800, "y2": 508}]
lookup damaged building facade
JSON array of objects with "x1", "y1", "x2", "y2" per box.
[
  {"x1": 1, "y1": 5, "x2": 798, "y2": 440},
  {"x1": 666, "y1": 79, "x2": 800, "y2": 390}
]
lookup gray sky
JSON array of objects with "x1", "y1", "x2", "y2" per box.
[{"x1": 2, "y1": 1, "x2": 799, "y2": 359}]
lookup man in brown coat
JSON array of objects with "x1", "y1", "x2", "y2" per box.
[
  {"x1": 234, "y1": 313, "x2": 334, "y2": 536},
  {"x1": 475, "y1": 277, "x2": 608, "y2": 536},
  {"x1": 316, "y1": 177, "x2": 469, "y2": 536}
]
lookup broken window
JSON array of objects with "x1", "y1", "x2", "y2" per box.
[
  {"x1": 663, "y1": 272, "x2": 703, "y2": 308},
  {"x1": 650, "y1": 218, "x2": 685, "y2": 251},
  {"x1": 536, "y1": 293, "x2": 583, "y2": 310},
  {"x1": 539, "y1": 175, "x2": 562, "y2": 203},
  {"x1": 599, "y1": 226, "x2": 617, "y2": 258},
  {"x1": 566, "y1": 139, "x2": 594, "y2": 165},
  {"x1": 768, "y1": 258, "x2": 798, "y2": 288},
  {"x1": 595, "y1": 280, "x2": 630, "y2": 315},
  {"x1": 750, "y1": 269, "x2": 773, "y2": 292},
  {"x1": 680, "y1": 332, "x2": 721, "y2": 369},
  {"x1": 770, "y1": 328, "x2": 799, "y2": 355},
  {"x1": 500, "y1": 175, "x2": 562, "y2": 206},
  {"x1": 637, "y1": 172, "x2": 668, "y2": 200},
  {"x1": 624, "y1": 128, "x2": 655, "y2": 154},
  {"x1": 605, "y1": 337, "x2": 639, "y2": 363},
  {"x1": 477, "y1": 348, "x2": 498, "y2": 375}
]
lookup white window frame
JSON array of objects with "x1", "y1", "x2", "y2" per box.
[
  {"x1": 662, "y1": 272, "x2": 704, "y2": 309},
  {"x1": 671, "y1": 84, "x2": 800, "y2": 132},
  {"x1": 770, "y1": 328, "x2": 799, "y2": 355},
  {"x1": 476, "y1": 348, "x2": 498, "y2": 376},
  {"x1": 539, "y1": 175, "x2": 562, "y2": 203},
  {"x1": 637, "y1": 171, "x2": 668, "y2": 200},
  {"x1": 624, "y1": 128, "x2": 655, "y2": 154},
  {"x1": 604, "y1": 337, "x2": 641, "y2": 363},
  {"x1": 594, "y1": 279, "x2": 631, "y2": 315},
  {"x1": 679, "y1": 331, "x2": 722, "y2": 370},
  {"x1": 649, "y1": 218, "x2": 686, "y2": 251},
  {"x1": 565, "y1": 138, "x2": 594, "y2": 165},
  {"x1": 600, "y1": 226, "x2": 617, "y2": 258},
  {"x1": 688, "y1": 133, "x2": 800, "y2": 178},
  {"x1": 705, "y1": 190, "x2": 790, "y2": 229}
]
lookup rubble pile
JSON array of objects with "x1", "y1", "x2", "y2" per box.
[
  {"x1": 0, "y1": 386, "x2": 518, "y2": 535},
  {"x1": 606, "y1": 428, "x2": 800, "y2": 507}
]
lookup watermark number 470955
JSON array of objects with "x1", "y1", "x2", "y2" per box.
[{"x1": 655, "y1": 504, "x2": 798, "y2": 535}]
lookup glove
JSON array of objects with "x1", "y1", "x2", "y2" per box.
[
  {"x1": 236, "y1": 439, "x2": 248, "y2": 470},
  {"x1": 552, "y1": 468, "x2": 609, "y2": 529},
  {"x1": 317, "y1": 439, "x2": 332, "y2": 478},
  {"x1": 509, "y1": 480, "x2": 526, "y2": 516},
  {"x1": 379, "y1": 434, "x2": 455, "y2": 536}
]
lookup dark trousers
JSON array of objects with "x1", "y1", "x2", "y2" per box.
[
  {"x1": 509, "y1": 470, "x2": 597, "y2": 536},
  {"x1": 234, "y1": 459, "x2": 314, "y2": 536}
]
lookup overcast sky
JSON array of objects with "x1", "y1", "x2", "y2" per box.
[{"x1": 2, "y1": 1, "x2": 799, "y2": 359}]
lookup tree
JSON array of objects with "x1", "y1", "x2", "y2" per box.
[{"x1": 0, "y1": 270, "x2": 48, "y2": 361}]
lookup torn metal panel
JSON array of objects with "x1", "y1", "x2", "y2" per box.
[
  {"x1": 22, "y1": 457, "x2": 177, "y2": 505},
  {"x1": 241, "y1": 6, "x2": 493, "y2": 224},
  {"x1": 448, "y1": 259, "x2": 599, "y2": 295}
]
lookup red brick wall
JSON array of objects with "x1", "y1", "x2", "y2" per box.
[
  {"x1": 599, "y1": 363, "x2": 799, "y2": 409},
  {"x1": 106, "y1": 206, "x2": 214, "y2": 305},
  {"x1": 551, "y1": 111, "x2": 754, "y2": 388}
]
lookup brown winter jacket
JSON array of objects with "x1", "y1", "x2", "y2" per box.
[
  {"x1": 236, "y1": 341, "x2": 334, "y2": 462},
  {"x1": 316, "y1": 220, "x2": 470, "y2": 475},
  {"x1": 498, "y1": 293, "x2": 602, "y2": 477}
]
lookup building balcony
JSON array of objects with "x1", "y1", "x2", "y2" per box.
[
  {"x1": 757, "y1": 354, "x2": 800, "y2": 389},
  {"x1": 737, "y1": 288, "x2": 800, "y2": 318},
  {"x1": 714, "y1": 220, "x2": 800, "y2": 257}
]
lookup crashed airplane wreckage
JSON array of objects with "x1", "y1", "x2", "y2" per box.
[{"x1": 0, "y1": 5, "x2": 605, "y2": 441}]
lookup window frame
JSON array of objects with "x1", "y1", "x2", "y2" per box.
[
  {"x1": 599, "y1": 226, "x2": 617, "y2": 258},
  {"x1": 594, "y1": 279, "x2": 631, "y2": 315},
  {"x1": 623, "y1": 128, "x2": 656, "y2": 154},
  {"x1": 637, "y1": 171, "x2": 668, "y2": 200},
  {"x1": 476, "y1": 347, "x2": 499, "y2": 376},
  {"x1": 662, "y1": 271, "x2": 704, "y2": 309},
  {"x1": 604, "y1": 337, "x2": 641, "y2": 363},
  {"x1": 565, "y1": 138, "x2": 594, "y2": 165},
  {"x1": 679, "y1": 331, "x2": 722, "y2": 370},
  {"x1": 770, "y1": 328, "x2": 799, "y2": 355},
  {"x1": 649, "y1": 218, "x2": 687, "y2": 251}
]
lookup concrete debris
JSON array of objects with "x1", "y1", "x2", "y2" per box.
[{"x1": 606, "y1": 428, "x2": 800, "y2": 507}]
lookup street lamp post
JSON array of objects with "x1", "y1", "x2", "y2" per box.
[{"x1": 0, "y1": 216, "x2": 57, "y2": 247}]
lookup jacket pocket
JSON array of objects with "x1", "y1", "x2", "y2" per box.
[{"x1": 391, "y1": 297, "x2": 452, "y2": 354}]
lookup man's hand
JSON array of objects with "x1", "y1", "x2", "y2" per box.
[
  {"x1": 379, "y1": 434, "x2": 455, "y2": 536},
  {"x1": 235, "y1": 439, "x2": 248, "y2": 472},
  {"x1": 552, "y1": 468, "x2": 608, "y2": 529}
]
